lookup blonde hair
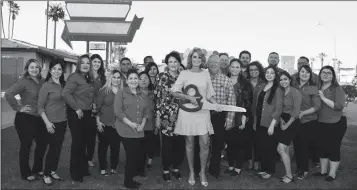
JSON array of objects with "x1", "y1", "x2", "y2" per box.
[
  {"x1": 186, "y1": 47, "x2": 206, "y2": 69},
  {"x1": 100, "y1": 70, "x2": 123, "y2": 94}
]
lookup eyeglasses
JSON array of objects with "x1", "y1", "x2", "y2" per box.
[
  {"x1": 249, "y1": 69, "x2": 259, "y2": 72},
  {"x1": 321, "y1": 71, "x2": 333, "y2": 76}
]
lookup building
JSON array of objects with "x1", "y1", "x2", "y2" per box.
[
  {"x1": 1, "y1": 38, "x2": 79, "y2": 91},
  {"x1": 280, "y1": 56, "x2": 295, "y2": 74},
  {"x1": 339, "y1": 67, "x2": 356, "y2": 84}
]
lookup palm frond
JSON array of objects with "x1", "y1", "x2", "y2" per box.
[{"x1": 47, "y1": 3, "x2": 66, "y2": 22}]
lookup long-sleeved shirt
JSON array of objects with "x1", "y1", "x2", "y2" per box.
[
  {"x1": 250, "y1": 79, "x2": 266, "y2": 118},
  {"x1": 37, "y1": 78, "x2": 67, "y2": 122},
  {"x1": 61, "y1": 73, "x2": 95, "y2": 111},
  {"x1": 210, "y1": 72, "x2": 236, "y2": 127},
  {"x1": 282, "y1": 87, "x2": 302, "y2": 119},
  {"x1": 318, "y1": 85, "x2": 345, "y2": 123},
  {"x1": 255, "y1": 85, "x2": 283, "y2": 128},
  {"x1": 294, "y1": 82, "x2": 321, "y2": 124},
  {"x1": 144, "y1": 90, "x2": 155, "y2": 131},
  {"x1": 5, "y1": 76, "x2": 44, "y2": 116},
  {"x1": 114, "y1": 87, "x2": 149, "y2": 138},
  {"x1": 96, "y1": 88, "x2": 115, "y2": 126},
  {"x1": 232, "y1": 77, "x2": 253, "y2": 126}
]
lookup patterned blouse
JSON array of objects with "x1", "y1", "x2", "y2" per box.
[{"x1": 154, "y1": 70, "x2": 180, "y2": 136}]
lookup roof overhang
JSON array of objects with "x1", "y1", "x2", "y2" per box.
[
  {"x1": 65, "y1": 1, "x2": 131, "y2": 21},
  {"x1": 61, "y1": 15, "x2": 143, "y2": 48}
]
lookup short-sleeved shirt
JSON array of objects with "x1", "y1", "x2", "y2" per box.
[
  {"x1": 61, "y1": 73, "x2": 95, "y2": 111},
  {"x1": 318, "y1": 85, "x2": 345, "y2": 123},
  {"x1": 5, "y1": 76, "x2": 44, "y2": 116},
  {"x1": 96, "y1": 88, "x2": 115, "y2": 126},
  {"x1": 37, "y1": 78, "x2": 67, "y2": 122},
  {"x1": 114, "y1": 87, "x2": 149, "y2": 138}
]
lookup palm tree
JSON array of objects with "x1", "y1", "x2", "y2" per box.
[
  {"x1": 1, "y1": 1, "x2": 6, "y2": 38},
  {"x1": 47, "y1": 3, "x2": 66, "y2": 49},
  {"x1": 318, "y1": 53, "x2": 327, "y2": 68},
  {"x1": 10, "y1": 3, "x2": 19, "y2": 39},
  {"x1": 7, "y1": 0, "x2": 14, "y2": 39}
]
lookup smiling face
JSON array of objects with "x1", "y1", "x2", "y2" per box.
[
  {"x1": 139, "y1": 73, "x2": 150, "y2": 89},
  {"x1": 207, "y1": 55, "x2": 220, "y2": 75},
  {"x1": 120, "y1": 60, "x2": 132, "y2": 74},
  {"x1": 91, "y1": 58, "x2": 101, "y2": 72},
  {"x1": 249, "y1": 65, "x2": 259, "y2": 79},
  {"x1": 265, "y1": 68, "x2": 276, "y2": 82},
  {"x1": 299, "y1": 67, "x2": 311, "y2": 82},
  {"x1": 219, "y1": 54, "x2": 229, "y2": 69},
  {"x1": 191, "y1": 52, "x2": 202, "y2": 68},
  {"x1": 320, "y1": 68, "x2": 333, "y2": 83},
  {"x1": 28, "y1": 62, "x2": 41, "y2": 77},
  {"x1": 280, "y1": 74, "x2": 291, "y2": 88},
  {"x1": 50, "y1": 63, "x2": 63, "y2": 80},
  {"x1": 167, "y1": 56, "x2": 179, "y2": 73},
  {"x1": 79, "y1": 57, "x2": 91, "y2": 73},
  {"x1": 111, "y1": 72, "x2": 121, "y2": 86},
  {"x1": 239, "y1": 53, "x2": 251, "y2": 67},
  {"x1": 126, "y1": 73, "x2": 139, "y2": 88},
  {"x1": 148, "y1": 66, "x2": 158, "y2": 77},
  {"x1": 229, "y1": 61, "x2": 241, "y2": 77}
]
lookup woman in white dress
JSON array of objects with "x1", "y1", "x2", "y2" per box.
[{"x1": 172, "y1": 48, "x2": 219, "y2": 187}]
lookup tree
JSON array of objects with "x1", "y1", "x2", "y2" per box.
[
  {"x1": 10, "y1": 2, "x2": 19, "y2": 39},
  {"x1": 7, "y1": 0, "x2": 14, "y2": 39},
  {"x1": 342, "y1": 84, "x2": 357, "y2": 107},
  {"x1": 47, "y1": 3, "x2": 66, "y2": 49},
  {"x1": 1, "y1": 1, "x2": 5, "y2": 38},
  {"x1": 318, "y1": 53, "x2": 327, "y2": 68}
]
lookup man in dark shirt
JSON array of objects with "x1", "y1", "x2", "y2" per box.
[
  {"x1": 291, "y1": 56, "x2": 319, "y2": 86},
  {"x1": 266, "y1": 52, "x2": 286, "y2": 74},
  {"x1": 143, "y1": 56, "x2": 154, "y2": 67},
  {"x1": 239, "y1": 50, "x2": 252, "y2": 78},
  {"x1": 120, "y1": 57, "x2": 132, "y2": 87},
  {"x1": 219, "y1": 53, "x2": 230, "y2": 76}
]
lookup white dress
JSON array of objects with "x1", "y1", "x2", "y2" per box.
[{"x1": 171, "y1": 70, "x2": 216, "y2": 136}]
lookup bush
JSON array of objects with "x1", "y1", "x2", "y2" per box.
[{"x1": 342, "y1": 84, "x2": 357, "y2": 106}]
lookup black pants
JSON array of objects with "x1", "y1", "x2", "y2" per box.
[
  {"x1": 208, "y1": 112, "x2": 226, "y2": 175},
  {"x1": 44, "y1": 121, "x2": 67, "y2": 176},
  {"x1": 226, "y1": 126, "x2": 252, "y2": 169},
  {"x1": 293, "y1": 120, "x2": 317, "y2": 172},
  {"x1": 153, "y1": 133, "x2": 161, "y2": 157},
  {"x1": 67, "y1": 108, "x2": 90, "y2": 180},
  {"x1": 14, "y1": 112, "x2": 47, "y2": 178},
  {"x1": 121, "y1": 137, "x2": 141, "y2": 185},
  {"x1": 136, "y1": 131, "x2": 156, "y2": 174},
  {"x1": 256, "y1": 125, "x2": 277, "y2": 174},
  {"x1": 244, "y1": 121, "x2": 255, "y2": 161},
  {"x1": 161, "y1": 133, "x2": 185, "y2": 171},
  {"x1": 97, "y1": 126, "x2": 121, "y2": 170},
  {"x1": 317, "y1": 116, "x2": 347, "y2": 162},
  {"x1": 85, "y1": 114, "x2": 97, "y2": 162}
]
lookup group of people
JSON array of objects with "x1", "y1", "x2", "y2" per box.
[{"x1": 5, "y1": 48, "x2": 347, "y2": 189}]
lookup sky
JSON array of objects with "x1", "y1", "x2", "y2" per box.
[{"x1": 1, "y1": 1, "x2": 357, "y2": 70}]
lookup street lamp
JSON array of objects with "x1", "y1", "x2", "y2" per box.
[
  {"x1": 317, "y1": 22, "x2": 337, "y2": 64},
  {"x1": 317, "y1": 22, "x2": 340, "y2": 81}
]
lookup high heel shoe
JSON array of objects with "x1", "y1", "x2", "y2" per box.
[
  {"x1": 199, "y1": 172, "x2": 208, "y2": 187},
  {"x1": 188, "y1": 172, "x2": 195, "y2": 185}
]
